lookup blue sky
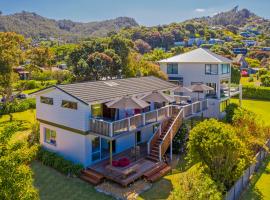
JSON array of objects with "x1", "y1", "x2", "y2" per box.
[{"x1": 0, "y1": 0, "x2": 269, "y2": 26}]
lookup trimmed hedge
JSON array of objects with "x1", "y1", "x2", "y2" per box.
[
  {"x1": 242, "y1": 85, "x2": 270, "y2": 100},
  {"x1": 37, "y1": 148, "x2": 83, "y2": 177},
  {"x1": 0, "y1": 98, "x2": 36, "y2": 115}
]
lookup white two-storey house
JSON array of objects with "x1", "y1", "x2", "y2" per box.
[{"x1": 159, "y1": 48, "x2": 242, "y2": 118}]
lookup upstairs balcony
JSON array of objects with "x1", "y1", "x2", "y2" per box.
[{"x1": 89, "y1": 99, "x2": 208, "y2": 137}]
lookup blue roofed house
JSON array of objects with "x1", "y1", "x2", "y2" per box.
[{"x1": 208, "y1": 38, "x2": 225, "y2": 45}]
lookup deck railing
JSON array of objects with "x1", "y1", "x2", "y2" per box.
[
  {"x1": 147, "y1": 124, "x2": 161, "y2": 154},
  {"x1": 89, "y1": 105, "x2": 173, "y2": 137},
  {"x1": 159, "y1": 108, "x2": 183, "y2": 160},
  {"x1": 89, "y1": 100, "x2": 208, "y2": 137}
]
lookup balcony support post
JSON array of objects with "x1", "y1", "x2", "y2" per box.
[
  {"x1": 142, "y1": 113, "x2": 146, "y2": 126},
  {"x1": 170, "y1": 130, "x2": 173, "y2": 161},
  {"x1": 109, "y1": 123, "x2": 113, "y2": 137},
  {"x1": 127, "y1": 118, "x2": 131, "y2": 131}
]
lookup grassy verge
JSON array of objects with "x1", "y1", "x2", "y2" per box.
[
  {"x1": 241, "y1": 157, "x2": 270, "y2": 200},
  {"x1": 31, "y1": 161, "x2": 113, "y2": 200},
  {"x1": 230, "y1": 99, "x2": 270, "y2": 125}
]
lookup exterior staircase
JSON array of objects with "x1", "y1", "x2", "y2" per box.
[
  {"x1": 80, "y1": 168, "x2": 104, "y2": 185},
  {"x1": 147, "y1": 107, "x2": 183, "y2": 162}
]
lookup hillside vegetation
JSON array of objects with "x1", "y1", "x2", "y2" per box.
[{"x1": 0, "y1": 11, "x2": 138, "y2": 41}]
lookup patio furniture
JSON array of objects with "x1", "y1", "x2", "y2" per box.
[
  {"x1": 118, "y1": 158, "x2": 130, "y2": 167},
  {"x1": 105, "y1": 162, "x2": 140, "y2": 178}
]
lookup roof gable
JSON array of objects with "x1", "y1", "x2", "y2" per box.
[{"x1": 158, "y1": 48, "x2": 232, "y2": 64}]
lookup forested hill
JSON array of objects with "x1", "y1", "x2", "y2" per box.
[
  {"x1": 0, "y1": 11, "x2": 139, "y2": 41},
  {"x1": 191, "y1": 6, "x2": 268, "y2": 28}
]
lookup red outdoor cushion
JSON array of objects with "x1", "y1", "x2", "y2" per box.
[
  {"x1": 118, "y1": 158, "x2": 130, "y2": 167},
  {"x1": 112, "y1": 160, "x2": 119, "y2": 167}
]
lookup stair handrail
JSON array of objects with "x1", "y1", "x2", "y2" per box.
[
  {"x1": 147, "y1": 123, "x2": 161, "y2": 155},
  {"x1": 158, "y1": 107, "x2": 183, "y2": 160}
]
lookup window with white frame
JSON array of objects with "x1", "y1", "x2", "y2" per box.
[
  {"x1": 167, "y1": 63, "x2": 178, "y2": 74},
  {"x1": 205, "y1": 64, "x2": 218, "y2": 75},
  {"x1": 45, "y1": 128, "x2": 56, "y2": 146}
]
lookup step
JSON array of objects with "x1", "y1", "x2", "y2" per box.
[
  {"x1": 80, "y1": 174, "x2": 101, "y2": 185},
  {"x1": 143, "y1": 162, "x2": 167, "y2": 178},
  {"x1": 150, "y1": 148, "x2": 159, "y2": 154},
  {"x1": 147, "y1": 156, "x2": 160, "y2": 162},
  {"x1": 82, "y1": 169, "x2": 103, "y2": 180},
  {"x1": 147, "y1": 165, "x2": 171, "y2": 182}
]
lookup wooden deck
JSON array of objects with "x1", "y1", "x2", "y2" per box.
[{"x1": 89, "y1": 144, "x2": 160, "y2": 186}]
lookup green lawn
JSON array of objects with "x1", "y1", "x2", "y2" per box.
[
  {"x1": 31, "y1": 161, "x2": 113, "y2": 200},
  {"x1": 231, "y1": 99, "x2": 270, "y2": 125},
  {"x1": 241, "y1": 157, "x2": 270, "y2": 200}
]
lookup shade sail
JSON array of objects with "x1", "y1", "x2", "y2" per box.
[
  {"x1": 106, "y1": 96, "x2": 149, "y2": 109},
  {"x1": 141, "y1": 91, "x2": 174, "y2": 103}
]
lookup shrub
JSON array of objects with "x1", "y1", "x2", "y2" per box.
[
  {"x1": 37, "y1": 148, "x2": 83, "y2": 177},
  {"x1": 225, "y1": 103, "x2": 239, "y2": 123},
  {"x1": 231, "y1": 66, "x2": 241, "y2": 84},
  {"x1": 187, "y1": 119, "x2": 252, "y2": 189},
  {"x1": 242, "y1": 85, "x2": 270, "y2": 100},
  {"x1": 248, "y1": 75, "x2": 254, "y2": 82},
  {"x1": 0, "y1": 98, "x2": 36, "y2": 115},
  {"x1": 232, "y1": 107, "x2": 270, "y2": 153},
  {"x1": 172, "y1": 123, "x2": 188, "y2": 154},
  {"x1": 171, "y1": 165, "x2": 223, "y2": 200},
  {"x1": 258, "y1": 68, "x2": 268, "y2": 77},
  {"x1": 260, "y1": 74, "x2": 270, "y2": 87}
]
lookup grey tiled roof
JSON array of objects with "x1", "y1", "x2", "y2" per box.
[{"x1": 56, "y1": 76, "x2": 177, "y2": 104}]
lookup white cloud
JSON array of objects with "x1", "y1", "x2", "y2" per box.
[{"x1": 195, "y1": 8, "x2": 206, "y2": 13}]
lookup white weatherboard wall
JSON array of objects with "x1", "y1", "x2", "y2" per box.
[
  {"x1": 36, "y1": 88, "x2": 91, "y2": 131},
  {"x1": 40, "y1": 123, "x2": 91, "y2": 167},
  {"x1": 159, "y1": 63, "x2": 230, "y2": 87}
]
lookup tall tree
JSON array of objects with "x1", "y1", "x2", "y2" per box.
[
  {"x1": 28, "y1": 46, "x2": 54, "y2": 68},
  {"x1": 0, "y1": 122, "x2": 39, "y2": 200},
  {"x1": 86, "y1": 52, "x2": 113, "y2": 80},
  {"x1": 0, "y1": 32, "x2": 27, "y2": 120},
  {"x1": 187, "y1": 119, "x2": 252, "y2": 189}
]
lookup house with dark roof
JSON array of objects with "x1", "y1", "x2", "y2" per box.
[{"x1": 32, "y1": 76, "x2": 211, "y2": 185}]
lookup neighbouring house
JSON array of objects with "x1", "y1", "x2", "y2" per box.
[
  {"x1": 233, "y1": 54, "x2": 249, "y2": 71},
  {"x1": 174, "y1": 41, "x2": 186, "y2": 47},
  {"x1": 262, "y1": 47, "x2": 270, "y2": 51},
  {"x1": 242, "y1": 40, "x2": 256, "y2": 47},
  {"x1": 208, "y1": 38, "x2": 225, "y2": 45},
  {"x1": 32, "y1": 76, "x2": 211, "y2": 185},
  {"x1": 158, "y1": 48, "x2": 242, "y2": 119},
  {"x1": 233, "y1": 48, "x2": 248, "y2": 55},
  {"x1": 13, "y1": 66, "x2": 29, "y2": 80}
]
